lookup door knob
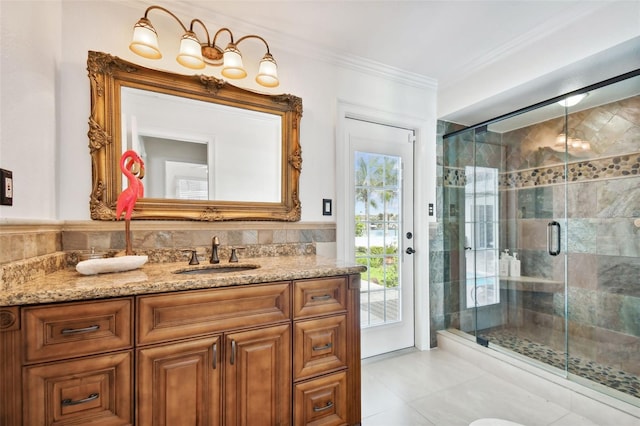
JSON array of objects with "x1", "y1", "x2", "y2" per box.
[{"x1": 406, "y1": 247, "x2": 415, "y2": 254}]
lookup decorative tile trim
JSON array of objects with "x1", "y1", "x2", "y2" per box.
[
  {"x1": 443, "y1": 167, "x2": 467, "y2": 187},
  {"x1": 444, "y1": 152, "x2": 640, "y2": 189},
  {"x1": 501, "y1": 152, "x2": 640, "y2": 189}
]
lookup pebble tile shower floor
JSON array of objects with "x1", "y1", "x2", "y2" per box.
[{"x1": 481, "y1": 329, "x2": 640, "y2": 399}]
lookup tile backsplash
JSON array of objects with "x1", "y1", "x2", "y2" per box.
[{"x1": 0, "y1": 221, "x2": 336, "y2": 265}]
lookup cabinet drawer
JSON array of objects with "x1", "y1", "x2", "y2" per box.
[
  {"x1": 137, "y1": 282, "x2": 290, "y2": 345},
  {"x1": 294, "y1": 371, "x2": 348, "y2": 426},
  {"x1": 23, "y1": 298, "x2": 133, "y2": 363},
  {"x1": 23, "y1": 351, "x2": 133, "y2": 425},
  {"x1": 294, "y1": 315, "x2": 347, "y2": 381},
  {"x1": 293, "y1": 277, "x2": 347, "y2": 319}
]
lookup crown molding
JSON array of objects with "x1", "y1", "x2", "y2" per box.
[{"x1": 437, "y1": 1, "x2": 612, "y2": 91}]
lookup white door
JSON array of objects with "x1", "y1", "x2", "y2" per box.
[{"x1": 345, "y1": 118, "x2": 415, "y2": 358}]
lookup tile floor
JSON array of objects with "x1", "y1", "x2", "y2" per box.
[{"x1": 361, "y1": 348, "x2": 617, "y2": 426}]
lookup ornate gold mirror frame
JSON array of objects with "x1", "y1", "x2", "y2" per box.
[{"x1": 87, "y1": 51, "x2": 302, "y2": 221}]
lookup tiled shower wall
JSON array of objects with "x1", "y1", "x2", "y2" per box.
[
  {"x1": 500, "y1": 95, "x2": 640, "y2": 374},
  {"x1": 433, "y1": 95, "x2": 640, "y2": 372}
]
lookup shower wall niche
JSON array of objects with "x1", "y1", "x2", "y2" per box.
[{"x1": 440, "y1": 70, "x2": 640, "y2": 404}]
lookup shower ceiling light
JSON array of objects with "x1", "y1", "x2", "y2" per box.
[
  {"x1": 557, "y1": 93, "x2": 588, "y2": 107},
  {"x1": 129, "y1": 5, "x2": 279, "y2": 87},
  {"x1": 554, "y1": 130, "x2": 591, "y2": 155}
]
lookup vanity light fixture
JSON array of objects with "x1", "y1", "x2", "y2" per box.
[
  {"x1": 556, "y1": 93, "x2": 588, "y2": 107},
  {"x1": 129, "y1": 5, "x2": 280, "y2": 87}
]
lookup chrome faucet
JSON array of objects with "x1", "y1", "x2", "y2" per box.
[{"x1": 210, "y1": 236, "x2": 220, "y2": 264}]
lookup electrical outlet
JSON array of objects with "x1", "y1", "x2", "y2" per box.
[{"x1": 0, "y1": 169, "x2": 13, "y2": 206}]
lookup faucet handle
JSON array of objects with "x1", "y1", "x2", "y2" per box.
[
  {"x1": 182, "y1": 249, "x2": 200, "y2": 265},
  {"x1": 229, "y1": 247, "x2": 245, "y2": 263},
  {"x1": 210, "y1": 236, "x2": 220, "y2": 264}
]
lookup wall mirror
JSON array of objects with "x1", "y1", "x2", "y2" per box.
[{"x1": 87, "y1": 51, "x2": 302, "y2": 221}]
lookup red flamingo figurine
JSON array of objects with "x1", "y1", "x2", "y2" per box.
[{"x1": 116, "y1": 150, "x2": 145, "y2": 255}]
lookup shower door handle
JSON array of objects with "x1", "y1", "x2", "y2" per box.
[{"x1": 547, "y1": 221, "x2": 561, "y2": 256}]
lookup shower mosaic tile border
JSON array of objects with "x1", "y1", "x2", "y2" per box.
[{"x1": 443, "y1": 152, "x2": 640, "y2": 189}]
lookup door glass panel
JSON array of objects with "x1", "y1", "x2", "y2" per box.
[
  {"x1": 476, "y1": 102, "x2": 568, "y2": 370},
  {"x1": 355, "y1": 151, "x2": 401, "y2": 326}
]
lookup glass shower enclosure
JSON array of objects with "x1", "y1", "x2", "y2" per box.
[{"x1": 442, "y1": 69, "x2": 640, "y2": 404}]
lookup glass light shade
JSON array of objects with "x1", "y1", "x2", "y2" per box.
[
  {"x1": 176, "y1": 31, "x2": 205, "y2": 69},
  {"x1": 129, "y1": 18, "x2": 162, "y2": 59},
  {"x1": 256, "y1": 53, "x2": 279, "y2": 87},
  {"x1": 557, "y1": 93, "x2": 588, "y2": 107},
  {"x1": 221, "y1": 44, "x2": 247, "y2": 79}
]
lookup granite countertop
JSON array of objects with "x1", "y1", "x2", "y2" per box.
[{"x1": 0, "y1": 255, "x2": 365, "y2": 307}]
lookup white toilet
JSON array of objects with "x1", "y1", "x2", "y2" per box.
[{"x1": 469, "y1": 419, "x2": 526, "y2": 426}]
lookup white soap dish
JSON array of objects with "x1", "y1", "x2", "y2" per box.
[{"x1": 76, "y1": 255, "x2": 148, "y2": 275}]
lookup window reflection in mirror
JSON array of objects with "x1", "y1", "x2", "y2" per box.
[{"x1": 121, "y1": 87, "x2": 282, "y2": 203}]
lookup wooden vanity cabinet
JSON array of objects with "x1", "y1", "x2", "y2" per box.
[{"x1": 0, "y1": 273, "x2": 361, "y2": 426}]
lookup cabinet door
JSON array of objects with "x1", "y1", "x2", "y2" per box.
[
  {"x1": 225, "y1": 324, "x2": 291, "y2": 426},
  {"x1": 137, "y1": 335, "x2": 221, "y2": 426}
]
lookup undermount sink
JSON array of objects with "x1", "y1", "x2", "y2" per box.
[{"x1": 174, "y1": 264, "x2": 260, "y2": 275}]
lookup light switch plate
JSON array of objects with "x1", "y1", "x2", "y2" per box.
[
  {"x1": 322, "y1": 198, "x2": 332, "y2": 216},
  {"x1": 0, "y1": 168, "x2": 13, "y2": 206}
]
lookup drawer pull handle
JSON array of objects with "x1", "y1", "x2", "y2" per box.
[
  {"x1": 311, "y1": 294, "x2": 331, "y2": 301},
  {"x1": 230, "y1": 340, "x2": 236, "y2": 365},
  {"x1": 313, "y1": 401, "x2": 334, "y2": 412},
  {"x1": 61, "y1": 324, "x2": 100, "y2": 335},
  {"x1": 312, "y1": 343, "x2": 332, "y2": 351},
  {"x1": 62, "y1": 393, "x2": 99, "y2": 406}
]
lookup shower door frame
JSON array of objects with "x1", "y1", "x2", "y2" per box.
[{"x1": 442, "y1": 68, "x2": 640, "y2": 404}]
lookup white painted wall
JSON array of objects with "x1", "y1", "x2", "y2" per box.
[
  {"x1": 0, "y1": 0, "x2": 61, "y2": 221},
  {"x1": 0, "y1": 0, "x2": 437, "y2": 223},
  {"x1": 6, "y1": 1, "x2": 631, "y2": 223}
]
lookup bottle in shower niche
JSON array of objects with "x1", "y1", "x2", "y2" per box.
[
  {"x1": 499, "y1": 250, "x2": 511, "y2": 276},
  {"x1": 510, "y1": 252, "x2": 521, "y2": 277}
]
